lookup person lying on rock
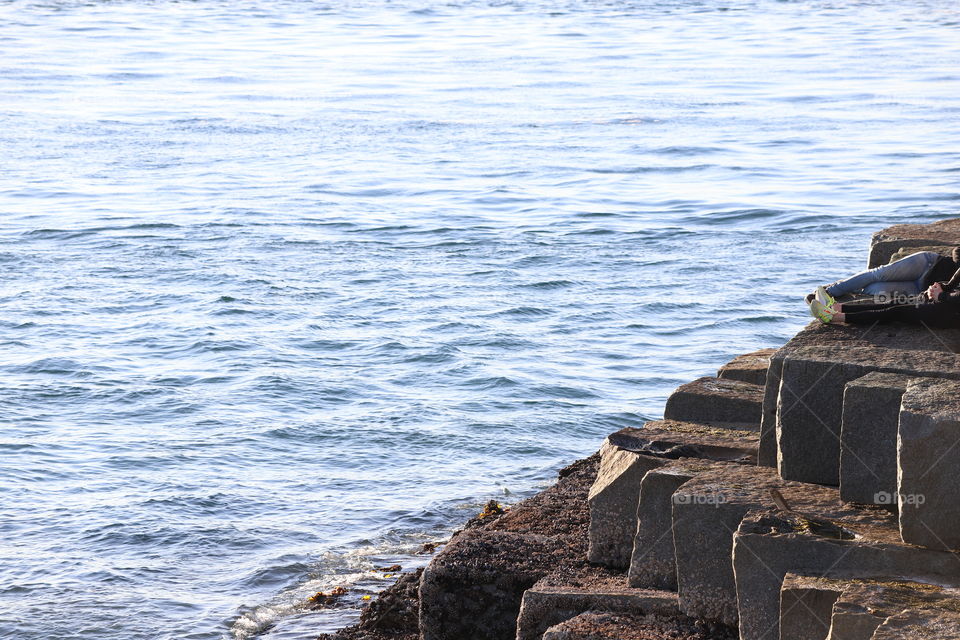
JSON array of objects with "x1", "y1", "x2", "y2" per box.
[
  {"x1": 807, "y1": 247, "x2": 960, "y2": 302},
  {"x1": 810, "y1": 279, "x2": 960, "y2": 328}
]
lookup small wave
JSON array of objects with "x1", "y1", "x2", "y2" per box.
[
  {"x1": 293, "y1": 339, "x2": 359, "y2": 351},
  {"x1": 484, "y1": 306, "x2": 554, "y2": 318},
  {"x1": 402, "y1": 347, "x2": 461, "y2": 364},
  {"x1": 8, "y1": 357, "x2": 99, "y2": 377},
  {"x1": 97, "y1": 72, "x2": 165, "y2": 81},
  {"x1": 195, "y1": 75, "x2": 253, "y2": 84},
  {"x1": 588, "y1": 164, "x2": 714, "y2": 174},
  {"x1": 461, "y1": 376, "x2": 520, "y2": 389},
  {"x1": 529, "y1": 384, "x2": 599, "y2": 399},
  {"x1": 648, "y1": 145, "x2": 725, "y2": 156},
  {"x1": 517, "y1": 280, "x2": 577, "y2": 289},
  {"x1": 702, "y1": 208, "x2": 789, "y2": 224}
]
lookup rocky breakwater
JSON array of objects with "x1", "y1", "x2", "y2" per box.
[{"x1": 320, "y1": 217, "x2": 960, "y2": 640}]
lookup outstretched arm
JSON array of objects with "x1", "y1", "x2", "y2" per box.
[{"x1": 943, "y1": 267, "x2": 960, "y2": 292}]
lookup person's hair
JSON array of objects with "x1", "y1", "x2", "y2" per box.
[{"x1": 953, "y1": 246, "x2": 960, "y2": 263}]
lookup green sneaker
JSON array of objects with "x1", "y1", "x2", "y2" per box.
[
  {"x1": 809, "y1": 299, "x2": 835, "y2": 324},
  {"x1": 814, "y1": 286, "x2": 836, "y2": 308}
]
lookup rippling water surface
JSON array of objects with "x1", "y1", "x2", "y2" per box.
[{"x1": 2, "y1": 0, "x2": 959, "y2": 637}]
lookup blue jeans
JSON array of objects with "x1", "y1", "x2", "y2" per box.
[{"x1": 825, "y1": 251, "x2": 939, "y2": 298}]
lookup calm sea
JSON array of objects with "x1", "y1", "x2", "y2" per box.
[{"x1": 1, "y1": 0, "x2": 958, "y2": 637}]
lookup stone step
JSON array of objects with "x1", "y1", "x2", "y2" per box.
[
  {"x1": 870, "y1": 608, "x2": 960, "y2": 639},
  {"x1": 779, "y1": 574, "x2": 842, "y2": 640},
  {"x1": 588, "y1": 422, "x2": 758, "y2": 569},
  {"x1": 898, "y1": 378, "x2": 960, "y2": 550},
  {"x1": 828, "y1": 579, "x2": 960, "y2": 640},
  {"x1": 540, "y1": 611, "x2": 734, "y2": 640},
  {"x1": 606, "y1": 420, "x2": 759, "y2": 463},
  {"x1": 669, "y1": 463, "x2": 860, "y2": 630},
  {"x1": 733, "y1": 507, "x2": 960, "y2": 640},
  {"x1": 628, "y1": 458, "x2": 730, "y2": 591},
  {"x1": 779, "y1": 574, "x2": 960, "y2": 640},
  {"x1": 869, "y1": 218, "x2": 960, "y2": 267},
  {"x1": 717, "y1": 348, "x2": 777, "y2": 386},
  {"x1": 839, "y1": 372, "x2": 913, "y2": 506},
  {"x1": 757, "y1": 321, "x2": 960, "y2": 468},
  {"x1": 515, "y1": 567, "x2": 679, "y2": 640},
  {"x1": 774, "y1": 344, "x2": 960, "y2": 486},
  {"x1": 663, "y1": 376, "x2": 763, "y2": 428}
]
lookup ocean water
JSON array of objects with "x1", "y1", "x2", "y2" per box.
[{"x1": 1, "y1": 0, "x2": 959, "y2": 637}]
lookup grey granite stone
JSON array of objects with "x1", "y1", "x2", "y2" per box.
[
  {"x1": 757, "y1": 321, "x2": 960, "y2": 470},
  {"x1": 516, "y1": 569, "x2": 678, "y2": 640},
  {"x1": 628, "y1": 459, "x2": 728, "y2": 591},
  {"x1": 839, "y1": 372, "x2": 913, "y2": 506},
  {"x1": 718, "y1": 349, "x2": 776, "y2": 386},
  {"x1": 671, "y1": 464, "x2": 852, "y2": 629},
  {"x1": 588, "y1": 447, "x2": 669, "y2": 568},
  {"x1": 663, "y1": 376, "x2": 763, "y2": 428},
  {"x1": 776, "y1": 345, "x2": 960, "y2": 486},
  {"x1": 888, "y1": 245, "x2": 958, "y2": 264},
  {"x1": 775, "y1": 575, "x2": 960, "y2": 640},
  {"x1": 827, "y1": 579, "x2": 960, "y2": 640},
  {"x1": 732, "y1": 508, "x2": 960, "y2": 640},
  {"x1": 539, "y1": 611, "x2": 732, "y2": 640},
  {"x1": 869, "y1": 219, "x2": 960, "y2": 268},
  {"x1": 779, "y1": 574, "x2": 842, "y2": 640},
  {"x1": 606, "y1": 420, "x2": 758, "y2": 464},
  {"x1": 589, "y1": 422, "x2": 758, "y2": 568},
  {"x1": 898, "y1": 378, "x2": 960, "y2": 550},
  {"x1": 869, "y1": 608, "x2": 960, "y2": 640}
]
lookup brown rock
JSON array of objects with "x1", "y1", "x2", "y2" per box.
[
  {"x1": 870, "y1": 608, "x2": 960, "y2": 639},
  {"x1": 541, "y1": 611, "x2": 736, "y2": 640},
  {"x1": 515, "y1": 565, "x2": 679, "y2": 640},
  {"x1": 779, "y1": 574, "x2": 842, "y2": 640},
  {"x1": 718, "y1": 348, "x2": 777, "y2": 386},
  {"x1": 664, "y1": 376, "x2": 764, "y2": 428},
  {"x1": 733, "y1": 507, "x2": 960, "y2": 640},
  {"x1": 590, "y1": 423, "x2": 758, "y2": 569},
  {"x1": 897, "y1": 378, "x2": 960, "y2": 550},
  {"x1": 869, "y1": 219, "x2": 960, "y2": 268},
  {"x1": 418, "y1": 455, "x2": 598, "y2": 640}
]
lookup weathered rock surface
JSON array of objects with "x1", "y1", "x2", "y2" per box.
[
  {"x1": 606, "y1": 421, "x2": 759, "y2": 464},
  {"x1": 827, "y1": 578, "x2": 960, "y2": 640},
  {"x1": 839, "y1": 372, "x2": 913, "y2": 506},
  {"x1": 515, "y1": 566, "x2": 678, "y2": 640},
  {"x1": 717, "y1": 348, "x2": 776, "y2": 386},
  {"x1": 671, "y1": 464, "x2": 855, "y2": 630},
  {"x1": 540, "y1": 611, "x2": 737, "y2": 640},
  {"x1": 628, "y1": 459, "x2": 730, "y2": 591},
  {"x1": 589, "y1": 423, "x2": 758, "y2": 568},
  {"x1": 778, "y1": 574, "x2": 845, "y2": 640},
  {"x1": 897, "y1": 377, "x2": 960, "y2": 550},
  {"x1": 663, "y1": 376, "x2": 763, "y2": 428},
  {"x1": 757, "y1": 321, "x2": 960, "y2": 468},
  {"x1": 777, "y1": 574, "x2": 960, "y2": 640},
  {"x1": 869, "y1": 218, "x2": 960, "y2": 268},
  {"x1": 317, "y1": 570, "x2": 423, "y2": 640},
  {"x1": 776, "y1": 344, "x2": 960, "y2": 486},
  {"x1": 888, "y1": 244, "x2": 958, "y2": 263},
  {"x1": 869, "y1": 607, "x2": 960, "y2": 639},
  {"x1": 733, "y1": 509, "x2": 960, "y2": 640},
  {"x1": 588, "y1": 447, "x2": 670, "y2": 569},
  {"x1": 418, "y1": 455, "x2": 598, "y2": 640},
  {"x1": 420, "y1": 530, "x2": 571, "y2": 640}
]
